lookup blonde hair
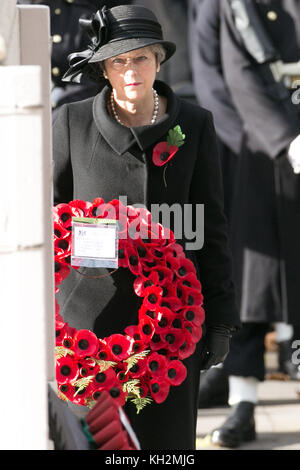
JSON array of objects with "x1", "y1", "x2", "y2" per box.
[
  {"x1": 100, "y1": 43, "x2": 166, "y2": 75},
  {"x1": 149, "y1": 43, "x2": 166, "y2": 65}
]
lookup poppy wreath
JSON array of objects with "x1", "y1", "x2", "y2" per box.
[{"x1": 54, "y1": 197, "x2": 205, "y2": 413}]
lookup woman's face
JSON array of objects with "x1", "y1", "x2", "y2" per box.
[{"x1": 103, "y1": 46, "x2": 159, "y2": 102}]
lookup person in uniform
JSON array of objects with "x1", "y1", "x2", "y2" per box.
[
  {"x1": 190, "y1": 0, "x2": 300, "y2": 448},
  {"x1": 52, "y1": 4, "x2": 240, "y2": 449}
]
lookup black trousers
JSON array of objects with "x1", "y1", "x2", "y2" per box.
[{"x1": 222, "y1": 322, "x2": 270, "y2": 381}]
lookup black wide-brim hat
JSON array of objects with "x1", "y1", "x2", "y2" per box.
[{"x1": 63, "y1": 4, "x2": 176, "y2": 84}]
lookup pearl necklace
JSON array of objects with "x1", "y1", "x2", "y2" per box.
[{"x1": 110, "y1": 88, "x2": 159, "y2": 126}]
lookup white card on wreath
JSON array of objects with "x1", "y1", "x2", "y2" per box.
[{"x1": 71, "y1": 217, "x2": 118, "y2": 268}]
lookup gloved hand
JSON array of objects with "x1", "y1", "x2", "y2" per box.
[
  {"x1": 199, "y1": 324, "x2": 233, "y2": 370},
  {"x1": 287, "y1": 134, "x2": 300, "y2": 174}
]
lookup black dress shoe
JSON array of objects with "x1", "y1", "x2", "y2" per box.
[
  {"x1": 198, "y1": 367, "x2": 229, "y2": 408},
  {"x1": 210, "y1": 401, "x2": 256, "y2": 448}
]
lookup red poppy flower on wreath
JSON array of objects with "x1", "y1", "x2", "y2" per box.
[
  {"x1": 166, "y1": 360, "x2": 187, "y2": 386},
  {"x1": 93, "y1": 366, "x2": 117, "y2": 390},
  {"x1": 72, "y1": 329, "x2": 99, "y2": 358},
  {"x1": 149, "y1": 378, "x2": 170, "y2": 404},
  {"x1": 56, "y1": 356, "x2": 79, "y2": 384},
  {"x1": 53, "y1": 197, "x2": 205, "y2": 413},
  {"x1": 106, "y1": 334, "x2": 134, "y2": 361}
]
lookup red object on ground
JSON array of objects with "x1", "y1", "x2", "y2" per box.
[{"x1": 85, "y1": 391, "x2": 140, "y2": 450}]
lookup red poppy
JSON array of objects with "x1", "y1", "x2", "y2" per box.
[
  {"x1": 90, "y1": 388, "x2": 104, "y2": 402},
  {"x1": 133, "y1": 275, "x2": 157, "y2": 297},
  {"x1": 108, "y1": 383, "x2": 126, "y2": 407},
  {"x1": 149, "y1": 378, "x2": 170, "y2": 403},
  {"x1": 149, "y1": 332, "x2": 168, "y2": 351},
  {"x1": 134, "y1": 239, "x2": 155, "y2": 263},
  {"x1": 96, "y1": 340, "x2": 114, "y2": 361},
  {"x1": 99, "y1": 200, "x2": 119, "y2": 220},
  {"x1": 160, "y1": 281, "x2": 176, "y2": 299},
  {"x1": 116, "y1": 370, "x2": 128, "y2": 383},
  {"x1": 161, "y1": 328, "x2": 185, "y2": 353},
  {"x1": 105, "y1": 334, "x2": 133, "y2": 361},
  {"x1": 176, "y1": 258, "x2": 197, "y2": 278},
  {"x1": 180, "y1": 306, "x2": 205, "y2": 327},
  {"x1": 92, "y1": 365, "x2": 117, "y2": 390},
  {"x1": 73, "y1": 329, "x2": 99, "y2": 358},
  {"x1": 138, "y1": 304, "x2": 158, "y2": 323},
  {"x1": 78, "y1": 365, "x2": 90, "y2": 377},
  {"x1": 182, "y1": 287, "x2": 204, "y2": 307},
  {"x1": 88, "y1": 197, "x2": 105, "y2": 218},
  {"x1": 60, "y1": 328, "x2": 75, "y2": 350},
  {"x1": 72, "y1": 381, "x2": 95, "y2": 405},
  {"x1": 152, "y1": 266, "x2": 173, "y2": 285},
  {"x1": 177, "y1": 338, "x2": 196, "y2": 360},
  {"x1": 143, "y1": 285, "x2": 163, "y2": 311},
  {"x1": 56, "y1": 356, "x2": 79, "y2": 384},
  {"x1": 53, "y1": 221, "x2": 70, "y2": 240},
  {"x1": 183, "y1": 321, "x2": 203, "y2": 344},
  {"x1": 130, "y1": 339, "x2": 144, "y2": 355},
  {"x1": 147, "y1": 352, "x2": 167, "y2": 378},
  {"x1": 152, "y1": 142, "x2": 178, "y2": 167},
  {"x1": 126, "y1": 244, "x2": 142, "y2": 276},
  {"x1": 55, "y1": 323, "x2": 69, "y2": 346},
  {"x1": 160, "y1": 295, "x2": 183, "y2": 313},
  {"x1": 54, "y1": 237, "x2": 71, "y2": 260},
  {"x1": 164, "y1": 253, "x2": 180, "y2": 273},
  {"x1": 54, "y1": 261, "x2": 70, "y2": 286},
  {"x1": 128, "y1": 356, "x2": 148, "y2": 379},
  {"x1": 146, "y1": 221, "x2": 166, "y2": 244},
  {"x1": 158, "y1": 225, "x2": 175, "y2": 245},
  {"x1": 138, "y1": 316, "x2": 155, "y2": 343},
  {"x1": 55, "y1": 313, "x2": 65, "y2": 330},
  {"x1": 167, "y1": 243, "x2": 185, "y2": 260},
  {"x1": 166, "y1": 360, "x2": 187, "y2": 386},
  {"x1": 178, "y1": 271, "x2": 201, "y2": 290},
  {"x1": 58, "y1": 383, "x2": 76, "y2": 401},
  {"x1": 69, "y1": 199, "x2": 92, "y2": 217},
  {"x1": 138, "y1": 382, "x2": 149, "y2": 399},
  {"x1": 155, "y1": 307, "x2": 176, "y2": 333},
  {"x1": 83, "y1": 357, "x2": 98, "y2": 369},
  {"x1": 124, "y1": 325, "x2": 141, "y2": 341},
  {"x1": 54, "y1": 203, "x2": 78, "y2": 229}
]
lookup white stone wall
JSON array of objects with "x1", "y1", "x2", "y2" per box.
[{"x1": 0, "y1": 1, "x2": 54, "y2": 450}]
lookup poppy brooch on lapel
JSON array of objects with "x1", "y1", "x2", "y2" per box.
[{"x1": 152, "y1": 125, "x2": 185, "y2": 187}]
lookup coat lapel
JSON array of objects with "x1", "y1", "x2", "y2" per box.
[{"x1": 92, "y1": 80, "x2": 181, "y2": 155}]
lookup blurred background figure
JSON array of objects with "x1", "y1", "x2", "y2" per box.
[
  {"x1": 189, "y1": 0, "x2": 300, "y2": 448},
  {"x1": 17, "y1": 0, "x2": 133, "y2": 117}
]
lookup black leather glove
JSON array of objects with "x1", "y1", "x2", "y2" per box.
[{"x1": 199, "y1": 324, "x2": 233, "y2": 370}]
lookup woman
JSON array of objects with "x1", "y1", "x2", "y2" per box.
[{"x1": 53, "y1": 4, "x2": 240, "y2": 450}]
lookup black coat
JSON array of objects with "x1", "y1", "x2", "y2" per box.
[
  {"x1": 190, "y1": 0, "x2": 300, "y2": 325},
  {"x1": 53, "y1": 80, "x2": 239, "y2": 449}
]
